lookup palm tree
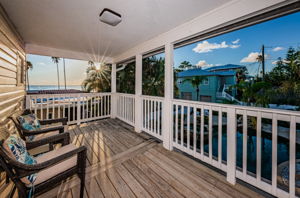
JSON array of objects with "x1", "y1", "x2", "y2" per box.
[
  {"x1": 142, "y1": 56, "x2": 165, "y2": 96},
  {"x1": 183, "y1": 76, "x2": 207, "y2": 101},
  {"x1": 26, "y1": 61, "x2": 33, "y2": 90},
  {"x1": 178, "y1": 61, "x2": 193, "y2": 71},
  {"x1": 63, "y1": 58, "x2": 67, "y2": 89},
  {"x1": 51, "y1": 57, "x2": 61, "y2": 89},
  {"x1": 82, "y1": 62, "x2": 111, "y2": 92}
]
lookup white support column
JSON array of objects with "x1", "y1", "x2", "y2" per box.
[
  {"x1": 76, "y1": 94, "x2": 81, "y2": 125},
  {"x1": 162, "y1": 42, "x2": 174, "y2": 150},
  {"x1": 226, "y1": 107, "x2": 236, "y2": 185},
  {"x1": 111, "y1": 63, "x2": 117, "y2": 118},
  {"x1": 134, "y1": 54, "x2": 142, "y2": 133}
]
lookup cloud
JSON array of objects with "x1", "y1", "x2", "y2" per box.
[
  {"x1": 240, "y1": 52, "x2": 260, "y2": 63},
  {"x1": 193, "y1": 40, "x2": 240, "y2": 53},
  {"x1": 272, "y1": 61, "x2": 278, "y2": 65},
  {"x1": 196, "y1": 60, "x2": 212, "y2": 68},
  {"x1": 232, "y1": 39, "x2": 240, "y2": 44},
  {"x1": 272, "y1": 47, "x2": 284, "y2": 52},
  {"x1": 195, "y1": 60, "x2": 220, "y2": 69},
  {"x1": 37, "y1": 62, "x2": 46, "y2": 65}
]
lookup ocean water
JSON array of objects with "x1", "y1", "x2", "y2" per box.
[{"x1": 28, "y1": 85, "x2": 82, "y2": 91}]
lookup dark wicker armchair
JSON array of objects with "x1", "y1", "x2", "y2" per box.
[
  {"x1": 9, "y1": 109, "x2": 68, "y2": 142},
  {"x1": 0, "y1": 132, "x2": 87, "y2": 198}
]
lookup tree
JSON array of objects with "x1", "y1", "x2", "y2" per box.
[
  {"x1": 142, "y1": 56, "x2": 165, "y2": 96},
  {"x1": 117, "y1": 62, "x2": 135, "y2": 94},
  {"x1": 26, "y1": 61, "x2": 33, "y2": 90},
  {"x1": 82, "y1": 62, "x2": 111, "y2": 92},
  {"x1": 178, "y1": 61, "x2": 193, "y2": 71},
  {"x1": 183, "y1": 76, "x2": 207, "y2": 101},
  {"x1": 51, "y1": 57, "x2": 61, "y2": 89},
  {"x1": 234, "y1": 47, "x2": 300, "y2": 109},
  {"x1": 63, "y1": 58, "x2": 67, "y2": 89}
]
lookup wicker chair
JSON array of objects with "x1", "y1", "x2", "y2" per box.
[
  {"x1": 9, "y1": 109, "x2": 68, "y2": 142},
  {"x1": 0, "y1": 132, "x2": 87, "y2": 198}
]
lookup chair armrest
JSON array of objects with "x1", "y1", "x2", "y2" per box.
[
  {"x1": 26, "y1": 132, "x2": 70, "y2": 150},
  {"x1": 8, "y1": 146, "x2": 87, "y2": 177},
  {"x1": 39, "y1": 117, "x2": 68, "y2": 126},
  {"x1": 23, "y1": 109, "x2": 34, "y2": 115},
  {"x1": 23, "y1": 125, "x2": 64, "y2": 136}
]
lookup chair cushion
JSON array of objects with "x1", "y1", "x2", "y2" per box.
[
  {"x1": 33, "y1": 144, "x2": 78, "y2": 186},
  {"x1": 26, "y1": 130, "x2": 60, "y2": 142},
  {"x1": 3, "y1": 134, "x2": 37, "y2": 185},
  {"x1": 18, "y1": 114, "x2": 41, "y2": 141}
]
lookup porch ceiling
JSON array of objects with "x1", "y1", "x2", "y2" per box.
[{"x1": 0, "y1": 0, "x2": 230, "y2": 61}]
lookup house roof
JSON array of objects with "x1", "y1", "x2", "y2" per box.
[
  {"x1": 177, "y1": 64, "x2": 243, "y2": 78},
  {"x1": 204, "y1": 64, "x2": 245, "y2": 72}
]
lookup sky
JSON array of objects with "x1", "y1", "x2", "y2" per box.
[
  {"x1": 27, "y1": 55, "x2": 89, "y2": 85},
  {"x1": 28, "y1": 11, "x2": 300, "y2": 85},
  {"x1": 174, "y1": 11, "x2": 300, "y2": 76}
]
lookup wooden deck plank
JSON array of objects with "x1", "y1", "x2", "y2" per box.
[
  {"x1": 115, "y1": 165, "x2": 152, "y2": 198},
  {"x1": 78, "y1": 125, "x2": 107, "y2": 164},
  {"x1": 70, "y1": 184, "x2": 89, "y2": 198},
  {"x1": 8, "y1": 118, "x2": 266, "y2": 198},
  {"x1": 69, "y1": 128, "x2": 91, "y2": 166},
  {"x1": 94, "y1": 172, "x2": 120, "y2": 198},
  {"x1": 88, "y1": 124, "x2": 123, "y2": 154},
  {"x1": 145, "y1": 150, "x2": 220, "y2": 198},
  {"x1": 122, "y1": 160, "x2": 169, "y2": 198},
  {"x1": 95, "y1": 121, "x2": 133, "y2": 150},
  {"x1": 131, "y1": 157, "x2": 184, "y2": 198},
  {"x1": 135, "y1": 154, "x2": 199, "y2": 198},
  {"x1": 84, "y1": 178, "x2": 104, "y2": 198},
  {"x1": 105, "y1": 119, "x2": 145, "y2": 144},
  {"x1": 73, "y1": 126, "x2": 99, "y2": 165},
  {"x1": 106, "y1": 168, "x2": 136, "y2": 198},
  {"x1": 155, "y1": 146, "x2": 264, "y2": 198},
  {"x1": 92, "y1": 122, "x2": 129, "y2": 152}
]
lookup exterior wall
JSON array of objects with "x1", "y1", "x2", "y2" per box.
[
  {"x1": 0, "y1": 5, "x2": 26, "y2": 135},
  {"x1": 177, "y1": 76, "x2": 219, "y2": 102}
]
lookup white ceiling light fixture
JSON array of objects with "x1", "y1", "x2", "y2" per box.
[{"x1": 99, "y1": 8, "x2": 122, "y2": 26}]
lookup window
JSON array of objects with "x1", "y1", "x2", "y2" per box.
[
  {"x1": 142, "y1": 49, "x2": 165, "y2": 97},
  {"x1": 200, "y1": 95, "x2": 211, "y2": 102},
  {"x1": 117, "y1": 59, "x2": 135, "y2": 94},
  {"x1": 181, "y1": 92, "x2": 192, "y2": 100},
  {"x1": 201, "y1": 79, "x2": 209, "y2": 85}
]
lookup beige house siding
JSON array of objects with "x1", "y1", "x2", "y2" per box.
[{"x1": 0, "y1": 4, "x2": 25, "y2": 134}]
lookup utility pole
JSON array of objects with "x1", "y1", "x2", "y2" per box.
[{"x1": 262, "y1": 45, "x2": 265, "y2": 79}]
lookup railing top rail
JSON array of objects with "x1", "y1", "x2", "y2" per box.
[
  {"x1": 141, "y1": 95, "x2": 164, "y2": 101},
  {"x1": 173, "y1": 98, "x2": 300, "y2": 117},
  {"x1": 115, "y1": 92, "x2": 136, "y2": 97},
  {"x1": 27, "y1": 92, "x2": 111, "y2": 98}
]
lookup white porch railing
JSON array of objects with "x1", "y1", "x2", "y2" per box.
[
  {"x1": 172, "y1": 99, "x2": 300, "y2": 198},
  {"x1": 116, "y1": 93, "x2": 135, "y2": 125},
  {"x1": 25, "y1": 91, "x2": 300, "y2": 197},
  {"x1": 26, "y1": 93, "x2": 111, "y2": 124},
  {"x1": 141, "y1": 95, "x2": 164, "y2": 140}
]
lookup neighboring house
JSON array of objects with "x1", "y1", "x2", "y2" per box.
[{"x1": 176, "y1": 64, "x2": 246, "y2": 103}]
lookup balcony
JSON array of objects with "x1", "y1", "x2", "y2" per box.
[
  {"x1": 1, "y1": 117, "x2": 265, "y2": 198},
  {"x1": 0, "y1": 1, "x2": 300, "y2": 198}
]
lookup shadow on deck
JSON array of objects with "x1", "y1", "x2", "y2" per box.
[{"x1": 1, "y1": 119, "x2": 267, "y2": 198}]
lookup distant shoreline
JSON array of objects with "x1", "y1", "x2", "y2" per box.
[{"x1": 28, "y1": 85, "x2": 82, "y2": 91}]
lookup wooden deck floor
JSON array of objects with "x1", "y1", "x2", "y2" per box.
[{"x1": 1, "y1": 119, "x2": 267, "y2": 198}]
